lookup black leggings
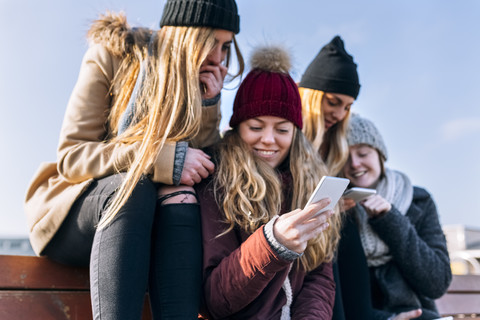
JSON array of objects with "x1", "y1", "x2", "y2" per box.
[{"x1": 44, "y1": 174, "x2": 202, "y2": 320}]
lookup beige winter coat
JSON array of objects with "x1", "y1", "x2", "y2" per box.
[{"x1": 24, "y1": 22, "x2": 221, "y2": 255}]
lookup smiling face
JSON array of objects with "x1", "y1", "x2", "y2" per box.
[
  {"x1": 342, "y1": 144, "x2": 382, "y2": 188},
  {"x1": 238, "y1": 116, "x2": 295, "y2": 168},
  {"x1": 322, "y1": 92, "x2": 354, "y2": 130}
]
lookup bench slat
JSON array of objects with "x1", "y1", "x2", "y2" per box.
[
  {"x1": 0, "y1": 255, "x2": 89, "y2": 290},
  {"x1": 444, "y1": 274, "x2": 480, "y2": 293},
  {"x1": 437, "y1": 293, "x2": 480, "y2": 314},
  {"x1": 0, "y1": 291, "x2": 92, "y2": 320},
  {"x1": 0, "y1": 290, "x2": 153, "y2": 319}
]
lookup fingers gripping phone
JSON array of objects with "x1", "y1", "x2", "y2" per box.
[
  {"x1": 304, "y1": 176, "x2": 350, "y2": 215},
  {"x1": 343, "y1": 187, "x2": 376, "y2": 202}
]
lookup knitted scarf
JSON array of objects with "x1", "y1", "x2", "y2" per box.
[{"x1": 355, "y1": 168, "x2": 413, "y2": 267}]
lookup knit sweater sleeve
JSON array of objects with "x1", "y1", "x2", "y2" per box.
[
  {"x1": 56, "y1": 44, "x2": 177, "y2": 184},
  {"x1": 291, "y1": 261, "x2": 335, "y2": 320},
  {"x1": 368, "y1": 188, "x2": 452, "y2": 299}
]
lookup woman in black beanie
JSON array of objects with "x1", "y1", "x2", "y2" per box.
[
  {"x1": 24, "y1": 1, "x2": 244, "y2": 319},
  {"x1": 299, "y1": 35, "x2": 360, "y2": 176}
]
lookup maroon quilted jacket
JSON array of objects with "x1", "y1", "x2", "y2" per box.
[{"x1": 196, "y1": 170, "x2": 335, "y2": 320}]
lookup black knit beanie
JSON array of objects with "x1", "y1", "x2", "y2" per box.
[
  {"x1": 299, "y1": 35, "x2": 360, "y2": 99},
  {"x1": 160, "y1": 0, "x2": 240, "y2": 34}
]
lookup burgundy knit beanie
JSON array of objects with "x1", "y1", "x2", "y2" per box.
[{"x1": 229, "y1": 46, "x2": 302, "y2": 129}]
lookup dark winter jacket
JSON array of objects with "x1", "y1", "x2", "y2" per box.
[{"x1": 337, "y1": 186, "x2": 452, "y2": 320}]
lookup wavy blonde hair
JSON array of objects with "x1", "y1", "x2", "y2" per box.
[
  {"x1": 214, "y1": 128, "x2": 342, "y2": 271},
  {"x1": 91, "y1": 12, "x2": 244, "y2": 228},
  {"x1": 299, "y1": 87, "x2": 350, "y2": 176}
]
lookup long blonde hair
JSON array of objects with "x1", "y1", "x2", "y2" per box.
[
  {"x1": 299, "y1": 87, "x2": 350, "y2": 176},
  {"x1": 91, "y1": 12, "x2": 244, "y2": 228},
  {"x1": 214, "y1": 128, "x2": 342, "y2": 271}
]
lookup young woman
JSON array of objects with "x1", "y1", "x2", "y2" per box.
[
  {"x1": 336, "y1": 114, "x2": 452, "y2": 320},
  {"x1": 195, "y1": 46, "x2": 341, "y2": 319},
  {"x1": 24, "y1": 1, "x2": 244, "y2": 319},
  {"x1": 299, "y1": 35, "x2": 361, "y2": 175}
]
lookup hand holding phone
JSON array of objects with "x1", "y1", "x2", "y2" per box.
[{"x1": 304, "y1": 176, "x2": 350, "y2": 215}]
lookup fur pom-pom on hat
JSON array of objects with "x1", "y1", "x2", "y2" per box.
[
  {"x1": 229, "y1": 45, "x2": 303, "y2": 128},
  {"x1": 250, "y1": 46, "x2": 292, "y2": 74}
]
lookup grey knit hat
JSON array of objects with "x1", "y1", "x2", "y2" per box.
[
  {"x1": 160, "y1": 0, "x2": 240, "y2": 34},
  {"x1": 299, "y1": 35, "x2": 360, "y2": 99},
  {"x1": 347, "y1": 113, "x2": 388, "y2": 161}
]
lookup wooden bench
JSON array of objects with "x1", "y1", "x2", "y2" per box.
[
  {"x1": 436, "y1": 274, "x2": 480, "y2": 319},
  {"x1": 0, "y1": 255, "x2": 152, "y2": 319},
  {"x1": 2, "y1": 254, "x2": 479, "y2": 319}
]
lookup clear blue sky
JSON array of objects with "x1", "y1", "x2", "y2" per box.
[{"x1": 1, "y1": 0, "x2": 479, "y2": 237}]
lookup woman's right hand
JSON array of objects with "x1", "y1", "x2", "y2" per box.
[
  {"x1": 180, "y1": 147, "x2": 215, "y2": 186},
  {"x1": 272, "y1": 198, "x2": 334, "y2": 254},
  {"x1": 391, "y1": 309, "x2": 422, "y2": 320},
  {"x1": 341, "y1": 197, "x2": 356, "y2": 211}
]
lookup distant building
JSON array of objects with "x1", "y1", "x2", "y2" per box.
[
  {"x1": 443, "y1": 224, "x2": 480, "y2": 275},
  {"x1": 0, "y1": 238, "x2": 34, "y2": 256}
]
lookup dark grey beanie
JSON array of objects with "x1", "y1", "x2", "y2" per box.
[
  {"x1": 299, "y1": 35, "x2": 360, "y2": 99},
  {"x1": 160, "y1": 0, "x2": 240, "y2": 34},
  {"x1": 347, "y1": 113, "x2": 388, "y2": 161}
]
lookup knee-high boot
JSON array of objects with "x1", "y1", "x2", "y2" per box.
[{"x1": 149, "y1": 203, "x2": 202, "y2": 319}]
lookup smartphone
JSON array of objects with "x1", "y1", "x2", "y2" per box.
[
  {"x1": 433, "y1": 317, "x2": 453, "y2": 320},
  {"x1": 304, "y1": 176, "x2": 350, "y2": 215},
  {"x1": 343, "y1": 187, "x2": 376, "y2": 202}
]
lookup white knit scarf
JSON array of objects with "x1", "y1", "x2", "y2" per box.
[{"x1": 355, "y1": 168, "x2": 413, "y2": 267}]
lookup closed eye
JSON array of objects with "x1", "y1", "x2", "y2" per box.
[{"x1": 222, "y1": 42, "x2": 232, "y2": 52}]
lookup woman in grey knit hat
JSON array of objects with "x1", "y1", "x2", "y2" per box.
[
  {"x1": 24, "y1": 1, "x2": 244, "y2": 319},
  {"x1": 335, "y1": 113, "x2": 452, "y2": 320}
]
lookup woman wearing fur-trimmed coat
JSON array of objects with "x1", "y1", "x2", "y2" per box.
[{"x1": 24, "y1": 1, "x2": 244, "y2": 319}]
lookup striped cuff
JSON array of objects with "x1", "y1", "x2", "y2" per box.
[
  {"x1": 264, "y1": 215, "x2": 303, "y2": 261},
  {"x1": 202, "y1": 93, "x2": 221, "y2": 106},
  {"x1": 172, "y1": 141, "x2": 188, "y2": 186}
]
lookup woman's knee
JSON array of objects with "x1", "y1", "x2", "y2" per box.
[
  {"x1": 130, "y1": 176, "x2": 158, "y2": 204},
  {"x1": 113, "y1": 175, "x2": 158, "y2": 224}
]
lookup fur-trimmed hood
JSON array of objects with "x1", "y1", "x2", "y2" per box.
[{"x1": 87, "y1": 11, "x2": 152, "y2": 58}]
